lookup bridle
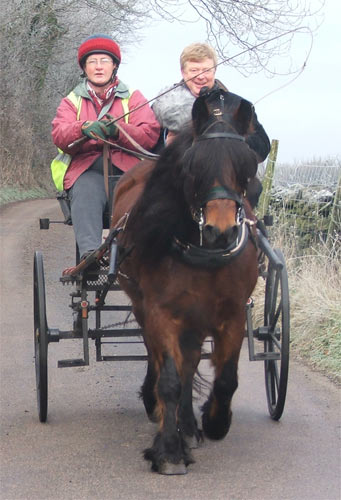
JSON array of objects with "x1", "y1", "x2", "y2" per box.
[
  {"x1": 172, "y1": 95, "x2": 255, "y2": 267},
  {"x1": 190, "y1": 185, "x2": 246, "y2": 246},
  {"x1": 190, "y1": 94, "x2": 249, "y2": 244},
  {"x1": 174, "y1": 160, "x2": 255, "y2": 268}
]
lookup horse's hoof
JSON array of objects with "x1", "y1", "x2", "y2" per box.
[{"x1": 159, "y1": 461, "x2": 187, "y2": 475}]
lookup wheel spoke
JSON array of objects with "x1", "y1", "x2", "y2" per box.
[
  {"x1": 267, "y1": 360, "x2": 278, "y2": 405},
  {"x1": 272, "y1": 360, "x2": 279, "y2": 392},
  {"x1": 269, "y1": 332, "x2": 282, "y2": 351},
  {"x1": 270, "y1": 297, "x2": 282, "y2": 331}
]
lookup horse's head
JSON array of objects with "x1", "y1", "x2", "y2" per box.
[
  {"x1": 181, "y1": 87, "x2": 257, "y2": 251},
  {"x1": 192, "y1": 87, "x2": 254, "y2": 137}
]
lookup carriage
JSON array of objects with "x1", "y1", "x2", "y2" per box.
[{"x1": 34, "y1": 88, "x2": 289, "y2": 474}]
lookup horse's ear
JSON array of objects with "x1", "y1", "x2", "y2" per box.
[
  {"x1": 233, "y1": 99, "x2": 253, "y2": 136},
  {"x1": 192, "y1": 88, "x2": 211, "y2": 135}
]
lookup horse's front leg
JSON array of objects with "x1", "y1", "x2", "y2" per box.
[
  {"x1": 144, "y1": 352, "x2": 194, "y2": 475},
  {"x1": 177, "y1": 330, "x2": 203, "y2": 449},
  {"x1": 142, "y1": 330, "x2": 202, "y2": 441},
  {"x1": 202, "y1": 317, "x2": 244, "y2": 440}
]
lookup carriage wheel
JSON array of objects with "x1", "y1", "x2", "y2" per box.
[
  {"x1": 33, "y1": 251, "x2": 48, "y2": 422},
  {"x1": 263, "y1": 248, "x2": 290, "y2": 420}
]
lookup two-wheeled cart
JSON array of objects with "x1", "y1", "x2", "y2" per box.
[{"x1": 34, "y1": 197, "x2": 289, "y2": 423}]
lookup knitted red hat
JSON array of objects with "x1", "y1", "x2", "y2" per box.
[{"x1": 78, "y1": 34, "x2": 121, "y2": 68}]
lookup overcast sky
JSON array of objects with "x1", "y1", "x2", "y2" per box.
[{"x1": 119, "y1": 0, "x2": 340, "y2": 165}]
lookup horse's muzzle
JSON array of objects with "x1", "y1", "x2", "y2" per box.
[{"x1": 203, "y1": 224, "x2": 239, "y2": 250}]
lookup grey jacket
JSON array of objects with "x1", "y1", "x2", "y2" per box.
[{"x1": 152, "y1": 80, "x2": 271, "y2": 162}]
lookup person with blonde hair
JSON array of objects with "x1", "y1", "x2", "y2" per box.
[{"x1": 152, "y1": 42, "x2": 270, "y2": 207}]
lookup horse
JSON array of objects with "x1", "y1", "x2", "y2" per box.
[{"x1": 111, "y1": 87, "x2": 259, "y2": 474}]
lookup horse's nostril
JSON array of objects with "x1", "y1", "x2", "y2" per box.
[
  {"x1": 203, "y1": 225, "x2": 238, "y2": 249},
  {"x1": 203, "y1": 225, "x2": 219, "y2": 245}
]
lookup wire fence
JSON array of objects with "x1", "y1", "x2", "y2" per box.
[{"x1": 259, "y1": 162, "x2": 340, "y2": 189}]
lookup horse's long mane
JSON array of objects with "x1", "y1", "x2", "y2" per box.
[{"x1": 126, "y1": 121, "x2": 257, "y2": 263}]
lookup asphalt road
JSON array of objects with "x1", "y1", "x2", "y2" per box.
[{"x1": 0, "y1": 199, "x2": 340, "y2": 500}]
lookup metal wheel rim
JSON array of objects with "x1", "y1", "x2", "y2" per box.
[
  {"x1": 33, "y1": 251, "x2": 48, "y2": 422},
  {"x1": 264, "y1": 249, "x2": 290, "y2": 420}
]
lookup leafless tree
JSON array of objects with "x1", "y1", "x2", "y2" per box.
[
  {"x1": 0, "y1": 0, "x2": 324, "y2": 189},
  {"x1": 0, "y1": 0, "x2": 148, "y2": 187}
]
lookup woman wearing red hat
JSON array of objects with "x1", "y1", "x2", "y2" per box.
[{"x1": 52, "y1": 34, "x2": 160, "y2": 262}]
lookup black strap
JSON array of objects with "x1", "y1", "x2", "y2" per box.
[
  {"x1": 202, "y1": 186, "x2": 243, "y2": 206},
  {"x1": 196, "y1": 132, "x2": 245, "y2": 142}
]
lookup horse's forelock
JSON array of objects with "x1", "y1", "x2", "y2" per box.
[
  {"x1": 182, "y1": 137, "x2": 236, "y2": 208},
  {"x1": 182, "y1": 132, "x2": 258, "y2": 208}
]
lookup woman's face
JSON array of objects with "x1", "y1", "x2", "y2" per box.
[
  {"x1": 84, "y1": 53, "x2": 116, "y2": 88},
  {"x1": 181, "y1": 58, "x2": 216, "y2": 97}
]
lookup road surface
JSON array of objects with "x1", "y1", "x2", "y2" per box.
[{"x1": 0, "y1": 199, "x2": 340, "y2": 500}]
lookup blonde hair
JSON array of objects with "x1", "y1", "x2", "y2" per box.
[{"x1": 180, "y1": 43, "x2": 218, "y2": 70}]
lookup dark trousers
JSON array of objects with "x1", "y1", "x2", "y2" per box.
[{"x1": 68, "y1": 157, "x2": 122, "y2": 258}]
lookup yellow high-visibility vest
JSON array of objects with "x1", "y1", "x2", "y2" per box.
[{"x1": 51, "y1": 91, "x2": 131, "y2": 191}]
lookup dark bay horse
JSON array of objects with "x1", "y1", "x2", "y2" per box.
[{"x1": 111, "y1": 88, "x2": 259, "y2": 474}]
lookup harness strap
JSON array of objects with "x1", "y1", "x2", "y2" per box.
[
  {"x1": 114, "y1": 121, "x2": 160, "y2": 158},
  {"x1": 196, "y1": 132, "x2": 245, "y2": 142},
  {"x1": 203, "y1": 186, "x2": 243, "y2": 206},
  {"x1": 103, "y1": 143, "x2": 111, "y2": 200}
]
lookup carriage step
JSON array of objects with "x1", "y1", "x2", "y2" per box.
[
  {"x1": 90, "y1": 328, "x2": 142, "y2": 338},
  {"x1": 101, "y1": 355, "x2": 149, "y2": 361},
  {"x1": 58, "y1": 358, "x2": 88, "y2": 368},
  {"x1": 91, "y1": 305, "x2": 133, "y2": 312},
  {"x1": 252, "y1": 352, "x2": 281, "y2": 361}
]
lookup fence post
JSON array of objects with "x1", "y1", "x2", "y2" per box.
[
  {"x1": 327, "y1": 171, "x2": 341, "y2": 247},
  {"x1": 258, "y1": 139, "x2": 279, "y2": 219}
]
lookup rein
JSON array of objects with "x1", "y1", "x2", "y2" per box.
[{"x1": 97, "y1": 121, "x2": 160, "y2": 161}]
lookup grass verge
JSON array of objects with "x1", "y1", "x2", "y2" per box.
[
  {"x1": 252, "y1": 235, "x2": 341, "y2": 384},
  {"x1": 287, "y1": 243, "x2": 341, "y2": 383},
  {"x1": 0, "y1": 186, "x2": 52, "y2": 206}
]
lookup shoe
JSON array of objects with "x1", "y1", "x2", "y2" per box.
[{"x1": 81, "y1": 250, "x2": 100, "y2": 279}]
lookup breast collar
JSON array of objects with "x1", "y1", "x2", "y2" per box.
[{"x1": 171, "y1": 219, "x2": 251, "y2": 268}]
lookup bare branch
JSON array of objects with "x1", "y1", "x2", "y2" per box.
[{"x1": 147, "y1": 0, "x2": 325, "y2": 76}]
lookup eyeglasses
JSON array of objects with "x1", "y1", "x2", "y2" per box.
[
  {"x1": 86, "y1": 58, "x2": 114, "y2": 66},
  {"x1": 186, "y1": 67, "x2": 215, "y2": 76}
]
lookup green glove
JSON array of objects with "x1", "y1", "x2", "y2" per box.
[
  {"x1": 81, "y1": 121, "x2": 108, "y2": 140},
  {"x1": 101, "y1": 120, "x2": 119, "y2": 139}
]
